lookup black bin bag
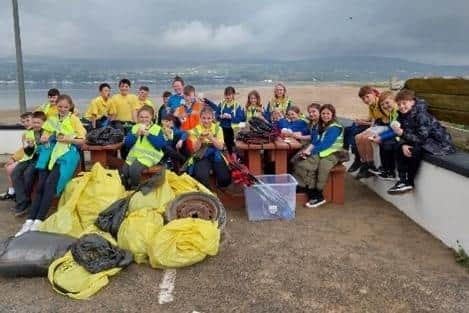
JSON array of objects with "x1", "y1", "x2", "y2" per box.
[{"x1": 0, "y1": 231, "x2": 76, "y2": 277}]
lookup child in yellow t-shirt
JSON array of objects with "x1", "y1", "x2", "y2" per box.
[{"x1": 84, "y1": 83, "x2": 111, "y2": 129}]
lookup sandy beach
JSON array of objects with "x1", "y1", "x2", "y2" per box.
[{"x1": 0, "y1": 84, "x2": 368, "y2": 124}]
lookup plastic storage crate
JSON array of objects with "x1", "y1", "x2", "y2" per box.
[{"x1": 244, "y1": 174, "x2": 297, "y2": 221}]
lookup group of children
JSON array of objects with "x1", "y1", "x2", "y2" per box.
[{"x1": 1, "y1": 77, "x2": 456, "y2": 235}]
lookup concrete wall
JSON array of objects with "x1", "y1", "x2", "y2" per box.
[
  {"x1": 0, "y1": 130, "x2": 24, "y2": 154},
  {"x1": 361, "y1": 161, "x2": 469, "y2": 252}
]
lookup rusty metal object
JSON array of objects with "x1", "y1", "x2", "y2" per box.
[{"x1": 165, "y1": 192, "x2": 226, "y2": 228}]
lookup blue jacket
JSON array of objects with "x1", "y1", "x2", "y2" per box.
[
  {"x1": 168, "y1": 94, "x2": 184, "y2": 111},
  {"x1": 312, "y1": 125, "x2": 342, "y2": 155},
  {"x1": 278, "y1": 118, "x2": 309, "y2": 135},
  {"x1": 216, "y1": 101, "x2": 246, "y2": 128}
]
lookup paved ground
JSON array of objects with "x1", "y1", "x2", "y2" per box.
[{"x1": 0, "y1": 170, "x2": 468, "y2": 313}]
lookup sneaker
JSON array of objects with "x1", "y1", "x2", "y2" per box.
[
  {"x1": 15, "y1": 219, "x2": 33, "y2": 237},
  {"x1": 355, "y1": 164, "x2": 373, "y2": 179},
  {"x1": 387, "y1": 181, "x2": 413, "y2": 194},
  {"x1": 377, "y1": 171, "x2": 397, "y2": 181},
  {"x1": 0, "y1": 191, "x2": 15, "y2": 201},
  {"x1": 14, "y1": 207, "x2": 28, "y2": 217},
  {"x1": 368, "y1": 165, "x2": 381, "y2": 175},
  {"x1": 310, "y1": 194, "x2": 326, "y2": 208},
  {"x1": 30, "y1": 220, "x2": 43, "y2": 231},
  {"x1": 347, "y1": 158, "x2": 362, "y2": 173}
]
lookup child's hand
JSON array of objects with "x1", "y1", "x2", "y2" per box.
[
  {"x1": 402, "y1": 144, "x2": 412, "y2": 157},
  {"x1": 369, "y1": 135, "x2": 381, "y2": 144},
  {"x1": 176, "y1": 140, "x2": 183, "y2": 149},
  {"x1": 40, "y1": 134, "x2": 49, "y2": 144},
  {"x1": 391, "y1": 125, "x2": 403, "y2": 136}
]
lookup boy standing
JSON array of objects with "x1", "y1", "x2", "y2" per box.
[
  {"x1": 157, "y1": 91, "x2": 172, "y2": 125},
  {"x1": 84, "y1": 83, "x2": 111, "y2": 129}
]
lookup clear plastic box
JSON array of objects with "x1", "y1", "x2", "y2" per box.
[{"x1": 244, "y1": 174, "x2": 297, "y2": 221}]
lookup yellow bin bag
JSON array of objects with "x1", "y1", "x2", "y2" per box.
[
  {"x1": 41, "y1": 163, "x2": 126, "y2": 237},
  {"x1": 148, "y1": 218, "x2": 220, "y2": 269},
  {"x1": 128, "y1": 179, "x2": 175, "y2": 215},
  {"x1": 48, "y1": 230, "x2": 122, "y2": 300},
  {"x1": 117, "y1": 208, "x2": 164, "y2": 264},
  {"x1": 166, "y1": 171, "x2": 213, "y2": 196}
]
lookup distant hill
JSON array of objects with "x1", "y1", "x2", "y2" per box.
[{"x1": 1, "y1": 56, "x2": 468, "y2": 85}]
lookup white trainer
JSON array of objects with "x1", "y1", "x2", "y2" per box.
[
  {"x1": 30, "y1": 220, "x2": 43, "y2": 231},
  {"x1": 15, "y1": 219, "x2": 34, "y2": 237}
]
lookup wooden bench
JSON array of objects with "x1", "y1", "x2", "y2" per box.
[{"x1": 80, "y1": 142, "x2": 124, "y2": 170}]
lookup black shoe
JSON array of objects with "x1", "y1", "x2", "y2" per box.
[
  {"x1": 355, "y1": 164, "x2": 373, "y2": 179},
  {"x1": 0, "y1": 191, "x2": 15, "y2": 201},
  {"x1": 368, "y1": 165, "x2": 381, "y2": 175},
  {"x1": 377, "y1": 170, "x2": 397, "y2": 181},
  {"x1": 347, "y1": 159, "x2": 362, "y2": 173},
  {"x1": 387, "y1": 181, "x2": 413, "y2": 194},
  {"x1": 306, "y1": 193, "x2": 326, "y2": 208}
]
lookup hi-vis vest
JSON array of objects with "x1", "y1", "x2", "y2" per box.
[
  {"x1": 246, "y1": 105, "x2": 262, "y2": 121},
  {"x1": 268, "y1": 97, "x2": 292, "y2": 114},
  {"x1": 319, "y1": 122, "x2": 343, "y2": 158},
  {"x1": 20, "y1": 130, "x2": 36, "y2": 162},
  {"x1": 126, "y1": 123, "x2": 164, "y2": 167},
  {"x1": 39, "y1": 102, "x2": 51, "y2": 115},
  {"x1": 44, "y1": 114, "x2": 76, "y2": 170},
  {"x1": 192, "y1": 123, "x2": 221, "y2": 145}
]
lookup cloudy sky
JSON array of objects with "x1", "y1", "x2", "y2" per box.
[{"x1": 1, "y1": 0, "x2": 469, "y2": 65}]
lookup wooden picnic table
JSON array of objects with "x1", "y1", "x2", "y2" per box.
[
  {"x1": 235, "y1": 137, "x2": 303, "y2": 175},
  {"x1": 81, "y1": 142, "x2": 124, "y2": 170}
]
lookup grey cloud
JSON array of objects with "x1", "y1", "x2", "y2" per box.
[{"x1": 0, "y1": 0, "x2": 469, "y2": 64}]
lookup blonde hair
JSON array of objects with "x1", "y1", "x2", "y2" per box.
[{"x1": 274, "y1": 82, "x2": 287, "y2": 99}]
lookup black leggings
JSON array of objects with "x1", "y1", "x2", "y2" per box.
[
  {"x1": 12, "y1": 160, "x2": 37, "y2": 212},
  {"x1": 29, "y1": 166, "x2": 60, "y2": 221},
  {"x1": 222, "y1": 127, "x2": 235, "y2": 154},
  {"x1": 395, "y1": 144, "x2": 422, "y2": 186},
  {"x1": 380, "y1": 139, "x2": 398, "y2": 172},
  {"x1": 193, "y1": 158, "x2": 231, "y2": 188}
]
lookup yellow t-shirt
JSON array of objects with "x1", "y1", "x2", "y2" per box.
[
  {"x1": 84, "y1": 96, "x2": 110, "y2": 119},
  {"x1": 36, "y1": 103, "x2": 79, "y2": 119},
  {"x1": 368, "y1": 99, "x2": 387, "y2": 121},
  {"x1": 108, "y1": 94, "x2": 139, "y2": 122},
  {"x1": 136, "y1": 98, "x2": 155, "y2": 110},
  {"x1": 190, "y1": 123, "x2": 224, "y2": 145}
]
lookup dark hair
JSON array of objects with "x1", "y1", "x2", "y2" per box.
[
  {"x1": 224, "y1": 86, "x2": 236, "y2": 96},
  {"x1": 139, "y1": 85, "x2": 150, "y2": 92},
  {"x1": 307, "y1": 103, "x2": 321, "y2": 112},
  {"x1": 395, "y1": 89, "x2": 415, "y2": 102},
  {"x1": 47, "y1": 88, "x2": 60, "y2": 97},
  {"x1": 318, "y1": 103, "x2": 337, "y2": 133},
  {"x1": 20, "y1": 112, "x2": 32, "y2": 119},
  {"x1": 286, "y1": 105, "x2": 301, "y2": 114},
  {"x1": 358, "y1": 86, "x2": 379, "y2": 98},
  {"x1": 119, "y1": 78, "x2": 131, "y2": 87},
  {"x1": 137, "y1": 104, "x2": 155, "y2": 118},
  {"x1": 32, "y1": 111, "x2": 47, "y2": 121},
  {"x1": 99, "y1": 83, "x2": 111, "y2": 91},
  {"x1": 246, "y1": 90, "x2": 261, "y2": 108},
  {"x1": 162, "y1": 91, "x2": 172, "y2": 98},
  {"x1": 162, "y1": 114, "x2": 176, "y2": 122},
  {"x1": 173, "y1": 76, "x2": 185, "y2": 86},
  {"x1": 183, "y1": 85, "x2": 195, "y2": 96}
]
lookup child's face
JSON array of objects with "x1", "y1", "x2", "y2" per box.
[
  {"x1": 201, "y1": 112, "x2": 213, "y2": 127},
  {"x1": 138, "y1": 110, "x2": 152, "y2": 125},
  {"x1": 100, "y1": 87, "x2": 111, "y2": 99},
  {"x1": 184, "y1": 92, "x2": 195, "y2": 105},
  {"x1": 138, "y1": 89, "x2": 149, "y2": 100},
  {"x1": 162, "y1": 119, "x2": 173, "y2": 128},
  {"x1": 49, "y1": 95, "x2": 58, "y2": 105},
  {"x1": 287, "y1": 110, "x2": 299, "y2": 121},
  {"x1": 308, "y1": 108, "x2": 320, "y2": 121},
  {"x1": 272, "y1": 111, "x2": 282, "y2": 122},
  {"x1": 397, "y1": 99, "x2": 415, "y2": 114},
  {"x1": 20, "y1": 116, "x2": 32, "y2": 129},
  {"x1": 57, "y1": 100, "x2": 71, "y2": 116},
  {"x1": 274, "y1": 86, "x2": 285, "y2": 98},
  {"x1": 380, "y1": 97, "x2": 396, "y2": 113},
  {"x1": 163, "y1": 96, "x2": 170, "y2": 105},
  {"x1": 249, "y1": 95, "x2": 258, "y2": 106},
  {"x1": 320, "y1": 109, "x2": 333, "y2": 123},
  {"x1": 173, "y1": 81, "x2": 184, "y2": 95},
  {"x1": 225, "y1": 93, "x2": 235, "y2": 102},
  {"x1": 31, "y1": 117, "x2": 44, "y2": 131},
  {"x1": 361, "y1": 93, "x2": 376, "y2": 106},
  {"x1": 119, "y1": 83, "x2": 130, "y2": 96}
]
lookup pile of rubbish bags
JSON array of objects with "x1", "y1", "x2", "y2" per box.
[{"x1": 0, "y1": 163, "x2": 223, "y2": 300}]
